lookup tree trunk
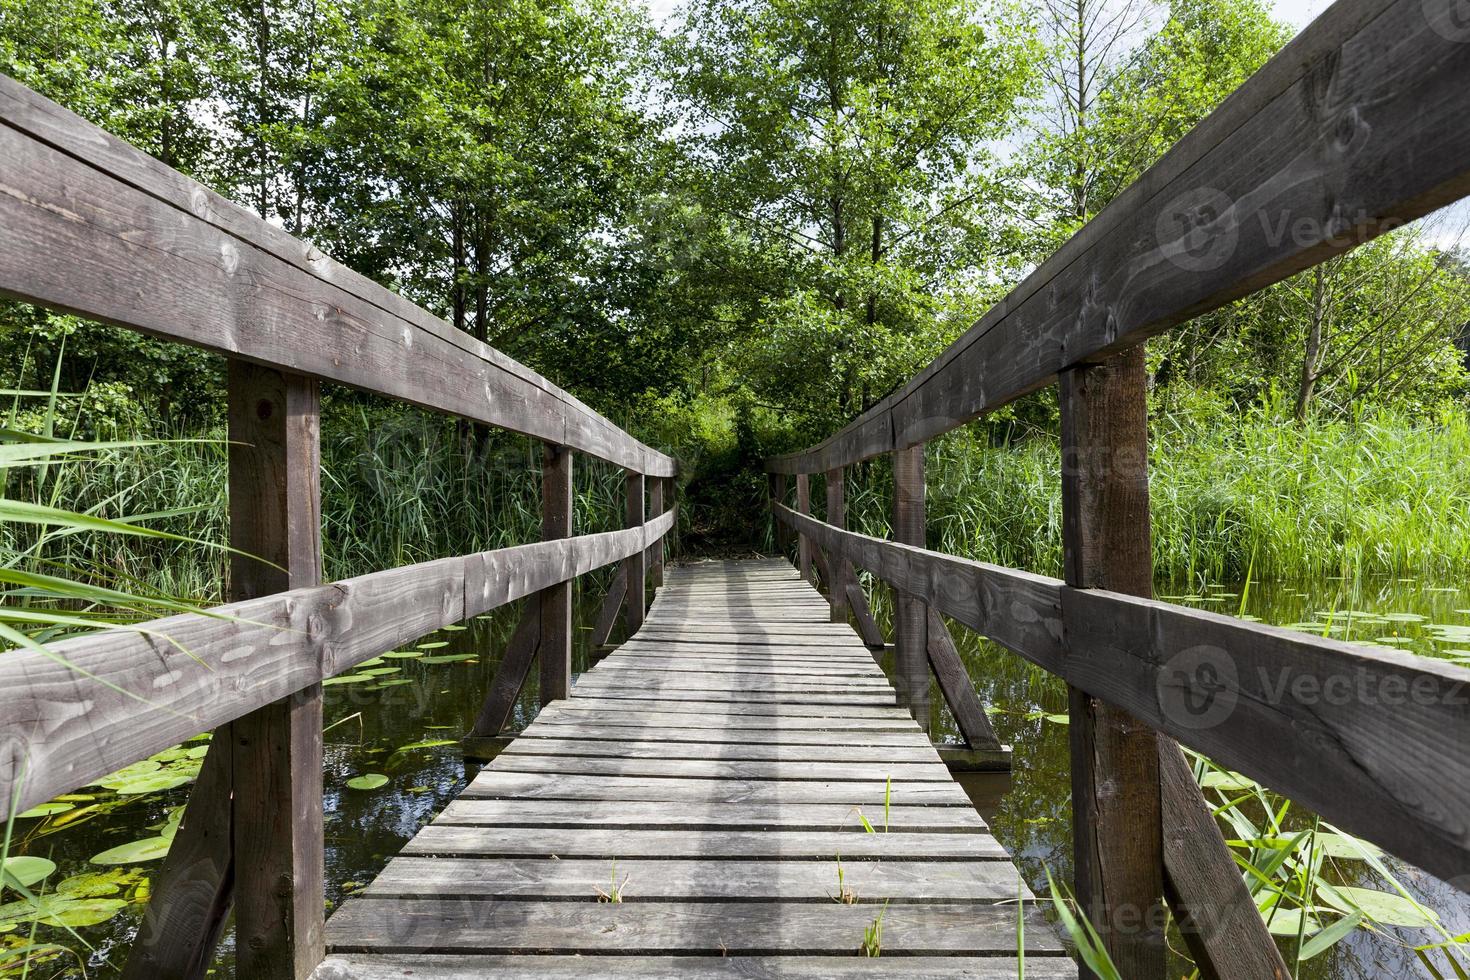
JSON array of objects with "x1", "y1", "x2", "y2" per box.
[{"x1": 1296, "y1": 265, "x2": 1328, "y2": 421}]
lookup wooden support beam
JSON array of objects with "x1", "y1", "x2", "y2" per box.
[
  {"x1": 824, "y1": 468, "x2": 850, "y2": 624},
  {"x1": 794, "y1": 474, "x2": 813, "y2": 585},
  {"x1": 1059, "y1": 348, "x2": 1165, "y2": 980},
  {"x1": 845, "y1": 582, "x2": 886, "y2": 650},
  {"x1": 123, "y1": 733, "x2": 233, "y2": 979},
  {"x1": 770, "y1": 473, "x2": 790, "y2": 555},
  {"x1": 649, "y1": 477, "x2": 666, "y2": 591},
  {"x1": 227, "y1": 364, "x2": 325, "y2": 980},
  {"x1": 472, "y1": 609, "x2": 542, "y2": 737},
  {"x1": 539, "y1": 445, "x2": 573, "y2": 706},
  {"x1": 926, "y1": 608, "x2": 1003, "y2": 754},
  {"x1": 591, "y1": 566, "x2": 628, "y2": 649},
  {"x1": 892, "y1": 444, "x2": 929, "y2": 732},
  {"x1": 129, "y1": 364, "x2": 328, "y2": 978},
  {"x1": 1160, "y1": 738, "x2": 1290, "y2": 980},
  {"x1": 624, "y1": 471, "x2": 646, "y2": 634}
]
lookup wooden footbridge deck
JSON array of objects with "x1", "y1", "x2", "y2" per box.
[
  {"x1": 318, "y1": 559, "x2": 1074, "y2": 976},
  {"x1": 6, "y1": 6, "x2": 1470, "y2": 975}
]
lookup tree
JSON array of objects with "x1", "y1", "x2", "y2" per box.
[{"x1": 664, "y1": 0, "x2": 1040, "y2": 434}]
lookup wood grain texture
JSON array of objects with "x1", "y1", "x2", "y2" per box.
[
  {"x1": 401, "y1": 827, "x2": 1005, "y2": 860},
  {"x1": 0, "y1": 76, "x2": 674, "y2": 477},
  {"x1": 765, "y1": 0, "x2": 1470, "y2": 475},
  {"x1": 824, "y1": 468, "x2": 851, "y2": 623},
  {"x1": 471, "y1": 606, "x2": 540, "y2": 738},
  {"x1": 1060, "y1": 350, "x2": 1165, "y2": 980},
  {"x1": 927, "y1": 608, "x2": 1002, "y2": 752},
  {"x1": 774, "y1": 504, "x2": 1065, "y2": 673},
  {"x1": 892, "y1": 444, "x2": 929, "y2": 731},
  {"x1": 589, "y1": 565, "x2": 627, "y2": 648},
  {"x1": 794, "y1": 474, "x2": 814, "y2": 584},
  {"x1": 0, "y1": 512, "x2": 674, "y2": 817},
  {"x1": 538, "y1": 444, "x2": 573, "y2": 705},
  {"x1": 325, "y1": 901, "x2": 1065, "y2": 955},
  {"x1": 624, "y1": 471, "x2": 647, "y2": 633},
  {"x1": 1159, "y1": 737, "x2": 1290, "y2": 980},
  {"x1": 313, "y1": 955, "x2": 1077, "y2": 979},
  {"x1": 485, "y1": 754, "x2": 950, "y2": 783},
  {"x1": 459, "y1": 771, "x2": 975, "y2": 805},
  {"x1": 228, "y1": 365, "x2": 326, "y2": 980},
  {"x1": 360, "y1": 857, "x2": 1022, "y2": 901},
  {"x1": 433, "y1": 799, "x2": 981, "y2": 831}
]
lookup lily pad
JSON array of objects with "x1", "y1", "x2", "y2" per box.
[
  {"x1": 346, "y1": 774, "x2": 389, "y2": 791},
  {"x1": 1, "y1": 857, "x2": 56, "y2": 890},
  {"x1": 324, "y1": 673, "x2": 375, "y2": 686},
  {"x1": 106, "y1": 771, "x2": 195, "y2": 796},
  {"x1": 357, "y1": 658, "x2": 386, "y2": 668},
  {"x1": 420, "y1": 654, "x2": 478, "y2": 665},
  {"x1": 417, "y1": 641, "x2": 450, "y2": 650},
  {"x1": 91, "y1": 836, "x2": 173, "y2": 866},
  {"x1": 442, "y1": 624, "x2": 468, "y2": 632},
  {"x1": 358, "y1": 667, "x2": 401, "y2": 677},
  {"x1": 382, "y1": 651, "x2": 424, "y2": 660},
  {"x1": 16, "y1": 802, "x2": 74, "y2": 820},
  {"x1": 0, "y1": 896, "x2": 129, "y2": 928},
  {"x1": 1313, "y1": 833, "x2": 1382, "y2": 861}
]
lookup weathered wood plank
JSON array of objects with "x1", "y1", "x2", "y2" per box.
[
  {"x1": 313, "y1": 954, "x2": 1077, "y2": 979},
  {"x1": 470, "y1": 605, "x2": 540, "y2": 738},
  {"x1": 402, "y1": 827, "x2": 1005, "y2": 860},
  {"x1": 518, "y1": 723, "x2": 936, "y2": 746},
  {"x1": 460, "y1": 772, "x2": 974, "y2": 806},
  {"x1": 892, "y1": 444, "x2": 930, "y2": 731},
  {"x1": 500, "y1": 738, "x2": 940, "y2": 763},
  {"x1": 765, "y1": 0, "x2": 1470, "y2": 475},
  {"x1": 0, "y1": 513, "x2": 673, "y2": 817},
  {"x1": 485, "y1": 755, "x2": 950, "y2": 783},
  {"x1": 0, "y1": 76, "x2": 674, "y2": 477},
  {"x1": 774, "y1": 504, "x2": 1065, "y2": 673},
  {"x1": 324, "y1": 901, "x2": 1065, "y2": 955},
  {"x1": 795, "y1": 474, "x2": 814, "y2": 584},
  {"x1": 1060, "y1": 349, "x2": 1165, "y2": 980},
  {"x1": 361, "y1": 857, "x2": 1022, "y2": 901},
  {"x1": 927, "y1": 608, "x2": 1003, "y2": 752},
  {"x1": 433, "y1": 799, "x2": 984, "y2": 831},
  {"x1": 824, "y1": 467, "x2": 851, "y2": 623},
  {"x1": 538, "y1": 444, "x2": 573, "y2": 705},
  {"x1": 1063, "y1": 585, "x2": 1470, "y2": 888},
  {"x1": 624, "y1": 471, "x2": 647, "y2": 633},
  {"x1": 1160, "y1": 737, "x2": 1290, "y2": 980},
  {"x1": 589, "y1": 564, "x2": 627, "y2": 648}
]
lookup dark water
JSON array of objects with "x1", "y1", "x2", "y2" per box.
[{"x1": 3, "y1": 569, "x2": 1468, "y2": 976}]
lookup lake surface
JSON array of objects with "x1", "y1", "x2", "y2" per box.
[{"x1": 3, "y1": 568, "x2": 1467, "y2": 976}]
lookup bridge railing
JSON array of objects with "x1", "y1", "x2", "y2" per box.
[
  {"x1": 766, "y1": 0, "x2": 1470, "y2": 976},
  {"x1": 0, "y1": 74, "x2": 675, "y2": 978}
]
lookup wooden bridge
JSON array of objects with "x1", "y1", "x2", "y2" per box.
[{"x1": 3, "y1": 0, "x2": 1470, "y2": 976}]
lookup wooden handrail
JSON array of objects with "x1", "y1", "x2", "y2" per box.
[
  {"x1": 774, "y1": 503, "x2": 1470, "y2": 892},
  {"x1": 0, "y1": 509, "x2": 675, "y2": 819},
  {"x1": 0, "y1": 75, "x2": 674, "y2": 478},
  {"x1": 766, "y1": 0, "x2": 1470, "y2": 476}
]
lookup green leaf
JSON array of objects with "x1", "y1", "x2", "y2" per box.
[
  {"x1": 90, "y1": 836, "x2": 172, "y2": 865},
  {"x1": 346, "y1": 774, "x2": 389, "y2": 791},
  {"x1": 1321, "y1": 885, "x2": 1440, "y2": 928},
  {"x1": 1, "y1": 857, "x2": 56, "y2": 890},
  {"x1": 1300, "y1": 911, "x2": 1364, "y2": 960}
]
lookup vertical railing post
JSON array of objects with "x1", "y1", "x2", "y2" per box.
[
  {"x1": 538, "y1": 444, "x2": 573, "y2": 705},
  {"x1": 824, "y1": 467, "x2": 849, "y2": 624},
  {"x1": 624, "y1": 470, "x2": 646, "y2": 633},
  {"x1": 1060, "y1": 348, "x2": 1166, "y2": 979},
  {"x1": 892, "y1": 444, "x2": 929, "y2": 732},
  {"x1": 795, "y1": 473, "x2": 813, "y2": 584},
  {"x1": 770, "y1": 472, "x2": 790, "y2": 556},
  {"x1": 649, "y1": 477, "x2": 666, "y2": 591},
  {"x1": 228, "y1": 362, "x2": 324, "y2": 978}
]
